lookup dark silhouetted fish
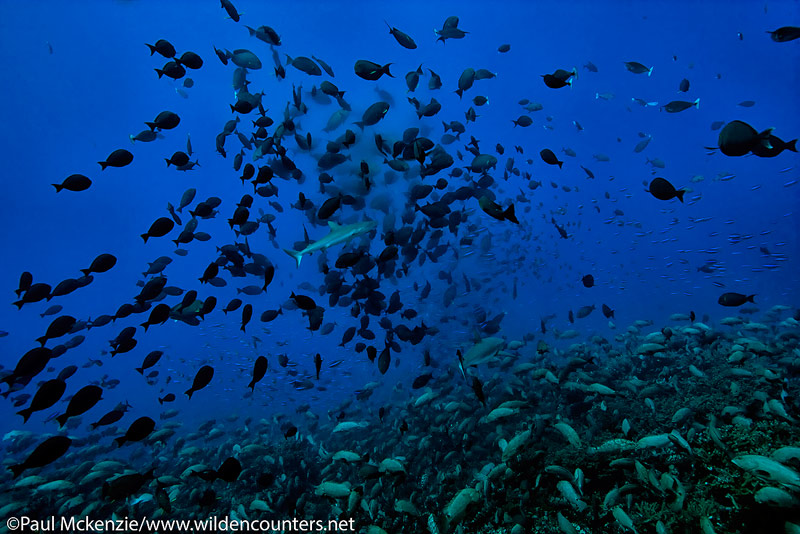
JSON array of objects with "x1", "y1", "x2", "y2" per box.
[
  {"x1": 115, "y1": 416, "x2": 155, "y2": 446},
  {"x1": 55, "y1": 384, "x2": 103, "y2": 427},
  {"x1": 718, "y1": 293, "x2": 755, "y2": 307},
  {"x1": 647, "y1": 177, "x2": 685, "y2": 202},
  {"x1": 8, "y1": 435, "x2": 71, "y2": 478},
  {"x1": 17, "y1": 379, "x2": 66, "y2": 423},
  {"x1": 185, "y1": 365, "x2": 214, "y2": 399}
]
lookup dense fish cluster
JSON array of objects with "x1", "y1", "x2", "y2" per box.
[{"x1": 1, "y1": 2, "x2": 799, "y2": 534}]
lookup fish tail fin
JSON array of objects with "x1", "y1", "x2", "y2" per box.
[
  {"x1": 455, "y1": 89, "x2": 463, "y2": 98},
  {"x1": 146, "y1": 43, "x2": 156, "y2": 55},
  {"x1": 676, "y1": 189, "x2": 686, "y2": 203},
  {"x1": 158, "y1": 397, "x2": 164, "y2": 404},
  {"x1": 747, "y1": 294, "x2": 756, "y2": 303},
  {"x1": 98, "y1": 161, "x2": 108, "y2": 170},
  {"x1": 141, "y1": 234, "x2": 150, "y2": 243},
  {"x1": 154, "y1": 68, "x2": 164, "y2": 79},
  {"x1": 354, "y1": 121, "x2": 365, "y2": 130},
  {"x1": 283, "y1": 249, "x2": 303, "y2": 267},
  {"x1": 694, "y1": 98, "x2": 700, "y2": 109},
  {"x1": 52, "y1": 183, "x2": 63, "y2": 192},
  {"x1": 557, "y1": 161, "x2": 563, "y2": 169},
  {"x1": 80, "y1": 268, "x2": 91, "y2": 276},
  {"x1": 184, "y1": 388, "x2": 194, "y2": 399},
  {"x1": 114, "y1": 437, "x2": 126, "y2": 447},
  {"x1": 36, "y1": 336, "x2": 46, "y2": 346},
  {"x1": 786, "y1": 139, "x2": 797, "y2": 152},
  {"x1": 648, "y1": 66, "x2": 654, "y2": 76},
  {"x1": 55, "y1": 414, "x2": 67, "y2": 428},
  {"x1": 16, "y1": 408, "x2": 31, "y2": 423},
  {"x1": 144, "y1": 121, "x2": 156, "y2": 131},
  {"x1": 503, "y1": 204, "x2": 519, "y2": 224},
  {"x1": 383, "y1": 63, "x2": 394, "y2": 78},
  {"x1": 135, "y1": 367, "x2": 144, "y2": 374}
]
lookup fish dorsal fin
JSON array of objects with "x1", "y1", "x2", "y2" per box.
[{"x1": 327, "y1": 221, "x2": 340, "y2": 230}]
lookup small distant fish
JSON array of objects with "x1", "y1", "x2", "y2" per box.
[
  {"x1": 540, "y1": 149, "x2": 563, "y2": 168},
  {"x1": 385, "y1": 21, "x2": 417, "y2": 49},
  {"x1": 633, "y1": 135, "x2": 652, "y2": 153},
  {"x1": 647, "y1": 177, "x2": 685, "y2": 202},
  {"x1": 541, "y1": 68, "x2": 576, "y2": 89},
  {"x1": 220, "y1": 0, "x2": 240, "y2": 21},
  {"x1": 624, "y1": 61, "x2": 653, "y2": 75},
  {"x1": 354, "y1": 60, "x2": 393, "y2": 81},
  {"x1": 631, "y1": 98, "x2": 658, "y2": 107},
  {"x1": 662, "y1": 98, "x2": 699, "y2": 113},
  {"x1": 512, "y1": 115, "x2": 532, "y2": 127},
  {"x1": 435, "y1": 15, "x2": 468, "y2": 42}
]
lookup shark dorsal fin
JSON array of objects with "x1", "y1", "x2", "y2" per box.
[{"x1": 327, "y1": 221, "x2": 340, "y2": 230}]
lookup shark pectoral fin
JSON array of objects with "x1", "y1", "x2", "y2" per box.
[
  {"x1": 327, "y1": 221, "x2": 340, "y2": 230},
  {"x1": 283, "y1": 248, "x2": 303, "y2": 267}
]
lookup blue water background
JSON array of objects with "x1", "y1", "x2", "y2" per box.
[{"x1": 0, "y1": 1, "x2": 798, "y2": 440}]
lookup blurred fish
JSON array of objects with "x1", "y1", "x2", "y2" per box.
[{"x1": 624, "y1": 61, "x2": 653, "y2": 75}]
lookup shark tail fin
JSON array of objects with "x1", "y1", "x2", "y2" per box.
[{"x1": 283, "y1": 248, "x2": 303, "y2": 267}]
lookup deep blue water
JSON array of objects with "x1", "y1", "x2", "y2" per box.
[{"x1": 0, "y1": 1, "x2": 798, "y2": 531}]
